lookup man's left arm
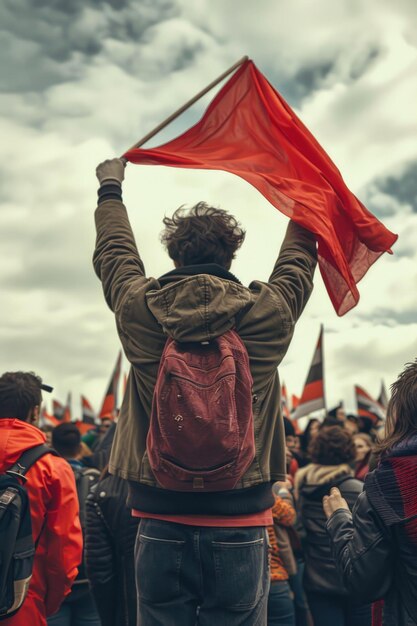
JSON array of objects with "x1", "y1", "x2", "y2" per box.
[{"x1": 325, "y1": 489, "x2": 392, "y2": 602}]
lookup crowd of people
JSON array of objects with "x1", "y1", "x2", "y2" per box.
[{"x1": 0, "y1": 157, "x2": 416, "y2": 626}]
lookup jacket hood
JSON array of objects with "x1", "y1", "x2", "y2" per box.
[
  {"x1": 0, "y1": 418, "x2": 46, "y2": 470},
  {"x1": 146, "y1": 273, "x2": 253, "y2": 342},
  {"x1": 295, "y1": 463, "x2": 353, "y2": 500}
]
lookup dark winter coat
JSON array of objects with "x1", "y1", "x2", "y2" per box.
[
  {"x1": 295, "y1": 463, "x2": 363, "y2": 595},
  {"x1": 326, "y1": 435, "x2": 417, "y2": 626},
  {"x1": 85, "y1": 474, "x2": 139, "y2": 626}
]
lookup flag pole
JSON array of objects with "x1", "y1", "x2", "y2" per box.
[{"x1": 121, "y1": 55, "x2": 249, "y2": 160}]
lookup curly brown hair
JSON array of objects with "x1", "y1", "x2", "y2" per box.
[
  {"x1": 308, "y1": 426, "x2": 356, "y2": 465},
  {"x1": 160, "y1": 202, "x2": 246, "y2": 269}
]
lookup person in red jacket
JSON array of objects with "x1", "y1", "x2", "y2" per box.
[{"x1": 0, "y1": 371, "x2": 83, "y2": 626}]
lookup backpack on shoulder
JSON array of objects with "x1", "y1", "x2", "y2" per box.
[
  {"x1": 147, "y1": 329, "x2": 256, "y2": 492},
  {"x1": 0, "y1": 444, "x2": 53, "y2": 620}
]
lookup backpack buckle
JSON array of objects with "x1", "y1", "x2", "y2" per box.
[
  {"x1": 193, "y1": 477, "x2": 204, "y2": 489},
  {"x1": 6, "y1": 468, "x2": 28, "y2": 483},
  {"x1": 0, "y1": 488, "x2": 18, "y2": 506}
]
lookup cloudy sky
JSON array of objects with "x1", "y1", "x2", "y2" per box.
[{"x1": 1, "y1": 0, "x2": 416, "y2": 418}]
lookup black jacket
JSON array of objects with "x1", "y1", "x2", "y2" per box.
[
  {"x1": 85, "y1": 474, "x2": 139, "y2": 626},
  {"x1": 298, "y1": 471, "x2": 363, "y2": 595},
  {"x1": 327, "y1": 478, "x2": 417, "y2": 625}
]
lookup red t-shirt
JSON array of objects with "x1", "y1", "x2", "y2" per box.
[{"x1": 132, "y1": 508, "x2": 273, "y2": 527}]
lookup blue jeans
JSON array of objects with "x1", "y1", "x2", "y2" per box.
[
  {"x1": 289, "y1": 560, "x2": 312, "y2": 626},
  {"x1": 47, "y1": 592, "x2": 101, "y2": 626},
  {"x1": 306, "y1": 592, "x2": 371, "y2": 626},
  {"x1": 267, "y1": 580, "x2": 295, "y2": 626},
  {"x1": 135, "y1": 519, "x2": 270, "y2": 625}
]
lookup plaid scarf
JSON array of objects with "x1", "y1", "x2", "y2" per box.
[{"x1": 365, "y1": 433, "x2": 417, "y2": 546}]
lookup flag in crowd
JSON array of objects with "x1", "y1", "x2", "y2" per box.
[
  {"x1": 52, "y1": 398, "x2": 65, "y2": 422},
  {"x1": 292, "y1": 325, "x2": 326, "y2": 420},
  {"x1": 355, "y1": 385, "x2": 387, "y2": 423},
  {"x1": 377, "y1": 380, "x2": 389, "y2": 409},
  {"x1": 81, "y1": 395, "x2": 96, "y2": 425},
  {"x1": 99, "y1": 350, "x2": 122, "y2": 420},
  {"x1": 63, "y1": 392, "x2": 72, "y2": 423},
  {"x1": 39, "y1": 406, "x2": 60, "y2": 428}
]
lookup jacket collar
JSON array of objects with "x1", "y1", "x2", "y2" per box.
[{"x1": 158, "y1": 263, "x2": 241, "y2": 286}]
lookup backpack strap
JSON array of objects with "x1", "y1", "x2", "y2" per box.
[{"x1": 6, "y1": 444, "x2": 55, "y2": 483}]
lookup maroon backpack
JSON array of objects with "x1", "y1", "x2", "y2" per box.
[{"x1": 147, "y1": 329, "x2": 256, "y2": 492}]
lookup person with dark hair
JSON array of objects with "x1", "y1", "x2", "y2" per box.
[
  {"x1": 52, "y1": 422, "x2": 83, "y2": 459},
  {"x1": 299, "y1": 418, "x2": 320, "y2": 466},
  {"x1": 85, "y1": 467, "x2": 139, "y2": 626},
  {"x1": 321, "y1": 415, "x2": 344, "y2": 429},
  {"x1": 323, "y1": 360, "x2": 417, "y2": 626},
  {"x1": 344, "y1": 414, "x2": 359, "y2": 436},
  {"x1": 0, "y1": 372, "x2": 82, "y2": 626},
  {"x1": 295, "y1": 426, "x2": 371, "y2": 626},
  {"x1": 327, "y1": 403, "x2": 346, "y2": 423},
  {"x1": 48, "y1": 424, "x2": 101, "y2": 626},
  {"x1": 93, "y1": 158, "x2": 317, "y2": 625}
]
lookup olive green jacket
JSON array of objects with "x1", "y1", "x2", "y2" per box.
[{"x1": 93, "y1": 199, "x2": 316, "y2": 510}]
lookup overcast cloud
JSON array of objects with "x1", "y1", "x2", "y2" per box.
[{"x1": 1, "y1": 0, "x2": 416, "y2": 416}]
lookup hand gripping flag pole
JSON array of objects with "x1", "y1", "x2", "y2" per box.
[{"x1": 120, "y1": 56, "x2": 249, "y2": 161}]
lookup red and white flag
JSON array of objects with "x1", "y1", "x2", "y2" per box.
[
  {"x1": 355, "y1": 385, "x2": 386, "y2": 423},
  {"x1": 125, "y1": 59, "x2": 397, "y2": 315},
  {"x1": 292, "y1": 326, "x2": 326, "y2": 420},
  {"x1": 99, "y1": 351, "x2": 122, "y2": 420}
]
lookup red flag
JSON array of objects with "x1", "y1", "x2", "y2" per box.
[
  {"x1": 355, "y1": 385, "x2": 386, "y2": 423},
  {"x1": 125, "y1": 60, "x2": 397, "y2": 315},
  {"x1": 81, "y1": 395, "x2": 97, "y2": 425},
  {"x1": 99, "y1": 351, "x2": 122, "y2": 420},
  {"x1": 292, "y1": 326, "x2": 326, "y2": 420}
]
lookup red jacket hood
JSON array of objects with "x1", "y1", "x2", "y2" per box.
[{"x1": 0, "y1": 418, "x2": 46, "y2": 470}]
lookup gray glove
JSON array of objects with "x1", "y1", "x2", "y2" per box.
[{"x1": 96, "y1": 158, "x2": 126, "y2": 186}]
